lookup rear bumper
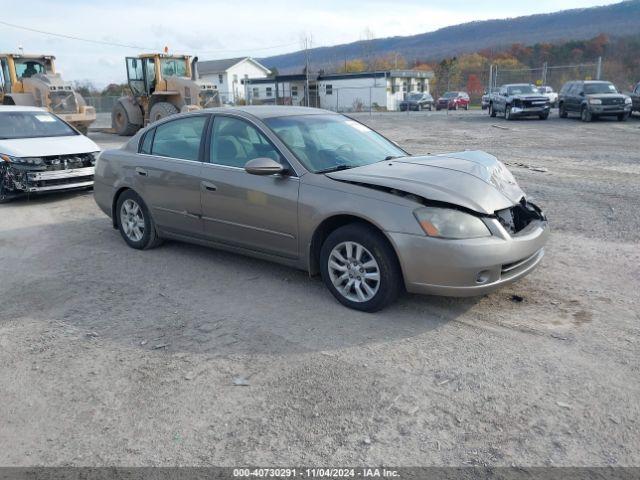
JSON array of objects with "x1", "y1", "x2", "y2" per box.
[
  {"x1": 389, "y1": 219, "x2": 550, "y2": 297},
  {"x1": 25, "y1": 166, "x2": 94, "y2": 192}
]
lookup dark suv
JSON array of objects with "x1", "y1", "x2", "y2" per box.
[
  {"x1": 631, "y1": 82, "x2": 640, "y2": 115},
  {"x1": 558, "y1": 80, "x2": 632, "y2": 122}
]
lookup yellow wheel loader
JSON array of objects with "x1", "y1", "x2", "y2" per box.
[
  {"x1": 111, "y1": 53, "x2": 219, "y2": 136},
  {"x1": 0, "y1": 53, "x2": 96, "y2": 134}
]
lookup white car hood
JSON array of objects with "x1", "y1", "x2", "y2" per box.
[{"x1": 0, "y1": 135, "x2": 99, "y2": 157}]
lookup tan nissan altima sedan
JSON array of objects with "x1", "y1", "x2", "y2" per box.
[{"x1": 94, "y1": 106, "x2": 549, "y2": 311}]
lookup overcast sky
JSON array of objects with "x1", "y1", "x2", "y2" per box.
[{"x1": 1, "y1": 0, "x2": 620, "y2": 87}]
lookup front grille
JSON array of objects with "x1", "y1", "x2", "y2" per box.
[
  {"x1": 601, "y1": 97, "x2": 623, "y2": 106},
  {"x1": 49, "y1": 91, "x2": 78, "y2": 114},
  {"x1": 495, "y1": 200, "x2": 545, "y2": 235},
  {"x1": 41, "y1": 153, "x2": 95, "y2": 170}
]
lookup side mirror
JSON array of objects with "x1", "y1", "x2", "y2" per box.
[
  {"x1": 244, "y1": 157, "x2": 285, "y2": 176},
  {"x1": 579, "y1": 91, "x2": 585, "y2": 96}
]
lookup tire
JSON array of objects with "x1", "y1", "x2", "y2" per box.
[
  {"x1": 436, "y1": 107, "x2": 441, "y2": 111},
  {"x1": 618, "y1": 112, "x2": 629, "y2": 122},
  {"x1": 149, "y1": 102, "x2": 179, "y2": 124},
  {"x1": 417, "y1": 104, "x2": 422, "y2": 111},
  {"x1": 116, "y1": 190, "x2": 162, "y2": 250},
  {"x1": 559, "y1": 103, "x2": 568, "y2": 118},
  {"x1": 489, "y1": 103, "x2": 497, "y2": 117},
  {"x1": 464, "y1": 104, "x2": 469, "y2": 110},
  {"x1": 453, "y1": 103, "x2": 458, "y2": 111},
  {"x1": 112, "y1": 102, "x2": 141, "y2": 136},
  {"x1": 539, "y1": 112, "x2": 549, "y2": 120},
  {"x1": 505, "y1": 105, "x2": 513, "y2": 120},
  {"x1": 581, "y1": 105, "x2": 592, "y2": 122},
  {"x1": 320, "y1": 223, "x2": 402, "y2": 312},
  {"x1": 428, "y1": 105, "x2": 432, "y2": 111}
]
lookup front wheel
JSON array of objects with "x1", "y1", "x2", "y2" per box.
[
  {"x1": 489, "y1": 103, "x2": 497, "y2": 117},
  {"x1": 505, "y1": 105, "x2": 513, "y2": 120},
  {"x1": 539, "y1": 112, "x2": 549, "y2": 120},
  {"x1": 464, "y1": 104, "x2": 469, "y2": 110},
  {"x1": 559, "y1": 103, "x2": 568, "y2": 118},
  {"x1": 116, "y1": 190, "x2": 162, "y2": 250},
  {"x1": 320, "y1": 224, "x2": 402, "y2": 312},
  {"x1": 149, "y1": 102, "x2": 179, "y2": 124},
  {"x1": 618, "y1": 112, "x2": 629, "y2": 121},
  {"x1": 581, "y1": 105, "x2": 592, "y2": 122}
]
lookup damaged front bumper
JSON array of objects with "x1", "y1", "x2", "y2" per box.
[
  {"x1": 389, "y1": 201, "x2": 549, "y2": 297},
  {"x1": 1, "y1": 153, "x2": 96, "y2": 198},
  {"x1": 24, "y1": 166, "x2": 95, "y2": 192}
]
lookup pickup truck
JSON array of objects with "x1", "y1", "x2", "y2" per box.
[{"x1": 489, "y1": 84, "x2": 550, "y2": 120}]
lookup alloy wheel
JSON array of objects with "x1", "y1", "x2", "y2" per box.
[
  {"x1": 328, "y1": 241, "x2": 380, "y2": 303},
  {"x1": 120, "y1": 199, "x2": 145, "y2": 242}
]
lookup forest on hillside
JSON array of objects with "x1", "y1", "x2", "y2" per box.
[{"x1": 332, "y1": 34, "x2": 640, "y2": 100}]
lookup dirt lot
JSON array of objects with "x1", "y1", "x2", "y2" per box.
[{"x1": 1, "y1": 110, "x2": 639, "y2": 467}]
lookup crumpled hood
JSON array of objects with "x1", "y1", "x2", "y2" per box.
[
  {"x1": 0, "y1": 135, "x2": 99, "y2": 157},
  {"x1": 326, "y1": 150, "x2": 525, "y2": 214}
]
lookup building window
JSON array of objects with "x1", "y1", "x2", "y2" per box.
[
  {"x1": 252, "y1": 87, "x2": 260, "y2": 98},
  {"x1": 266, "y1": 87, "x2": 272, "y2": 97},
  {"x1": 402, "y1": 81, "x2": 407, "y2": 92},
  {"x1": 218, "y1": 74, "x2": 223, "y2": 84},
  {"x1": 291, "y1": 85, "x2": 298, "y2": 97},
  {"x1": 326, "y1": 84, "x2": 333, "y2": 95}
]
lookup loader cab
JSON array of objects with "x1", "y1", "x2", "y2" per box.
[{"x1": 125, "y1": 54, "x2": 191, "y2": 97}]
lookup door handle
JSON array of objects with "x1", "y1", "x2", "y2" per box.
[
  {"x1": 136, "y1": 167, "x2": 148, "y2": 177},
  {"x1": 201, "y1": 181, "x2": 217, "y2": 192}
]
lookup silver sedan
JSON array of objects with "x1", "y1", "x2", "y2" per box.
[{"x1": 94, "y1": 106, "x2": 549, "y2": 311}]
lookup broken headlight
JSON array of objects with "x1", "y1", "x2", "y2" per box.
[
  {"x1": 414, "y1": 207, "x2": 491, "y2": 239},
  {"x1": 1, "y1": 154, "x2": 43, "y2": 166}
]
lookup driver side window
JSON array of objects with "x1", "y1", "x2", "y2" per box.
[{"x1": 210, "y1": 116, "x2": 284, "y2": 170}]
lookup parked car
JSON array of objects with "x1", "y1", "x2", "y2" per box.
[
  {"x1": 489, "y1": 84, "x2": 550, "y2": 120},
  {"x1": 481, "y1": 88, "x2": 499, "y2": 110},
  {"x1": 558, "y1": 80, "x2": 632, "y2": 122},
  {"x1": 95, "y1": 106, "x2": 548, "y2": 311},
  {"x1": 0, "y1": 106, "x2": 100, "y2": 202},
  {"x1": 436, "y1": 92, "x2": 470, "y2": 110},
  {"x1": 399, "y1": 92, "x2": 434, "y2": 111},
  {"x1": 630, "y1": 81, "x2": 640, "y2": 115},
  {"x1": 537, "y1": 86, "x2": 558, "y2": 107}
]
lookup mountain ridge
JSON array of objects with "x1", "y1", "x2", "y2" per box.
[{"x1": 259, "y1": 1, "x2": 640, "y2": 72}]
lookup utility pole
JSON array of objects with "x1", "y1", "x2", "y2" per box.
[{"x1": 596, "y1": 56, "x2": 602, "y2": 80}]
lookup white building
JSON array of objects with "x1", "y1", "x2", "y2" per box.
[
  {"x1": 244, "y1": 70, "x2": 434, "y2": 111},
  {"x1": 197, "y1": 57, "x2": 271, "y2": 104}
]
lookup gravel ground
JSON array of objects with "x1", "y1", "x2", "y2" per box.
[{"x1": 1, "y1": 110, "x2": 639, "y2": 467}]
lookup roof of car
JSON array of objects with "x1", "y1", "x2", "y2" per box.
[
  {"x1": 204, "y1": 105, "x2": 335, "y2": 119},
  {"x1": 0, "y1": 105, "x2": 47, "y2": 113}
]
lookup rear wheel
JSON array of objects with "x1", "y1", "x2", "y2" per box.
[
  {"x1": 320, "y1": 224, "x2": 402, "y2": 312},
  {"x1": 112, "y1": 102, "x2": 141, "y2": 136},
  {"x1": 581, "y1": 105, "x2": 592, "y2": 122},
  {"x1": 116, "y1": 190, "x2": 162, "y2": 250},
  {"x1": 149, "y1": 102, "x2": 179, "y2": 124}
]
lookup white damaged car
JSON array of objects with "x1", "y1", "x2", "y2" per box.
[{"x1": 0, "y1": 106, "x2": 99, "y2": 202}]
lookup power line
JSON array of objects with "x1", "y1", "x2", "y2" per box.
[
  {"x1": 0, "y1": 20, "x2": 156, "y2": 50},
  {"x1": 0, "y1": 20, "x2": 298, "y2": 56}
]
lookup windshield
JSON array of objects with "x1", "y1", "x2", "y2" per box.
[
  {"x1": 0, "y1": 111, "x2": 77, "y2": 139},
  {"x1": 14, "y1": 59, "x2": 47, "y2": 79},
  {"x1": 442, "y1": 92, "x2": 457, "y2": 98},
  {"x1": 507, "y1": 85, "x2": 538, "y2": 95},
  {"x1": 160, "y1": 58, "x2": 188, "y2": 77},
  {"x1": 407, "y1": 93, "x2": 423, "y2": 101},
  {"x1": 264, "y1": 114, "x2": 406, "y2": 173},
  {"x1": 584, "y1": 82, "x2": 618, "y2": 94}
]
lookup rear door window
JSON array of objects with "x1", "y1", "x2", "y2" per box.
[{"x1": 151, "y1": 116, "x2": 208, "y2": 161}]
